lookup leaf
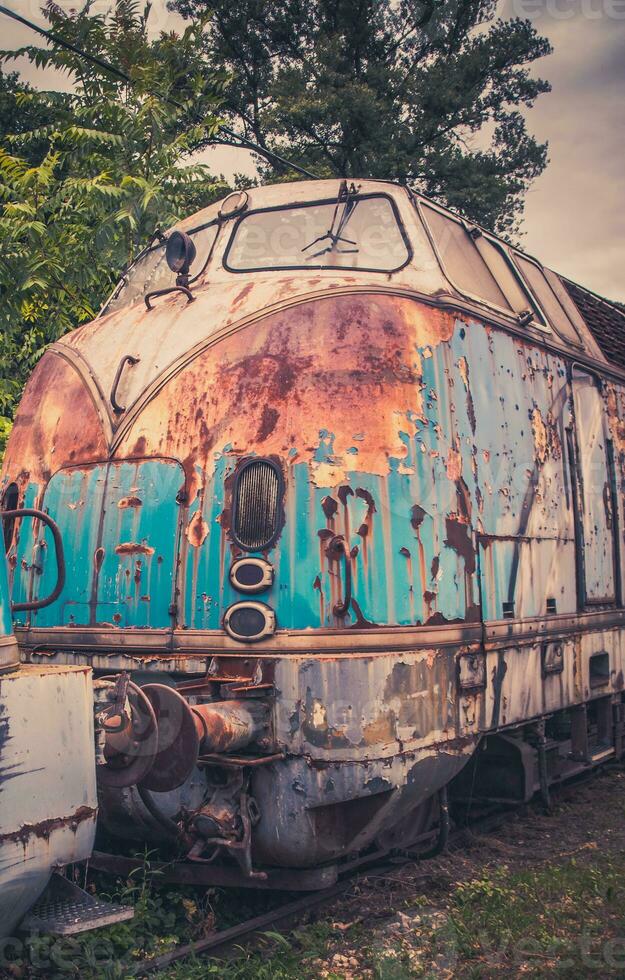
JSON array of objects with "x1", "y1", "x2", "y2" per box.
[{"x1": 0, "y1": 0, "x2": 228, "y2": 433}]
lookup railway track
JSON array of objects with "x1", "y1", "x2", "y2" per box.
[{"x1": 126, "y1": 765, "x2": 615, "y2": 976}]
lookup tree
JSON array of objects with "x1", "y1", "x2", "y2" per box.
[
  {"x1": 0, "y1": 0, "x2": 229, "y2": 448},
  {"x1": 172, "y1": 0, "x2": 552, "y2": 236},
  {"x1": 0, "y1": 67, "x2": 56, "y2": 163}
]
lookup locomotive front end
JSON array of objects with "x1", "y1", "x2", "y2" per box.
[{"x1": 1, "y1": 179, "x2": 533, "y2": 884}]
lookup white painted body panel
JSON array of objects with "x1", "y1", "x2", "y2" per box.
[{"x1": 0, "y1": 664, "x2": 96, "y2": 938}]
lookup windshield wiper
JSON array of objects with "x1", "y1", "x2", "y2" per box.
[{"x1": 301, "y1": 181, "x2": 361, "y2": 259}]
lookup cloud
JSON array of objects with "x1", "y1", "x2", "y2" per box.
[
  {"x1": 3, "y1": 0, "x2": 624, "y2": 300},
  {"x1": 500, "y1": 0, "x2": 625, "y2": 300}
]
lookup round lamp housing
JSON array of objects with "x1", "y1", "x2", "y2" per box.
[{"x1": 166, "y1": 231, "x2": 197, "y2": 276}]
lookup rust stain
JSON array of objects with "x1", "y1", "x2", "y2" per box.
[
  {"x1": 115, "y1": 542, "x2": 155, "y2": 556},
  {"x1": 362, "y1": 713, "x2": 396, "y2": 745},
  {"x1": 302, "y1": 695, "x2": 351, "y2": 749},
  {"x1": 256, "y1": 405, "x2": 279, "y2": 442},
  {"x1": 0, "y1": 352, "x2": 107, "y2": 485},
  {"x1": 444, "y1": 517, "x2": 476, "y2": 575},
  {"x1": 0, "y1": 805, "x2": 97, "y2": 845},
  {"x1": 445, "y1": 447, "x2": 462, "y2": 481},
  {"x1": 114, "y1": 295, "x2": 458, "y2": 486},
  {"x1": 313, "y1": 573, "x2": 324, "y2": 623},
  {"x1": 531, "y1": 407, "x2": 548, "y2": 464},
  {"x1": 186, "y1": 511, "x2": 209, "y2": 548},
  {"x1": 410, "y1": 504, "x2": 426, "y2": 529},
  {"x1": 321, "y1": 496, "x2": 338, "y2": 520},
  {"x1": 118, "y1": 496, "x2": 142, "y2": 509},
  {"x1": 457, "y1": 355, "x2": 476, "y2": 433},
  {"x1": 232, "y1": 282, "x2": 254, "y2": 309},
  {"x1": 349, "y1": 597, "x2": 377, "y2": 628},
  {"x1": 606, "y1": 385, "x2": 625, "y2": 455},
  {"x1": 355, "y1": 488, "x2": 376, "y2": 515},
  {"x1": 530, "y1": 406, "x2": 561, "y2": 464}
]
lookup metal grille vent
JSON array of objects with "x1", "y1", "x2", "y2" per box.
[{"x1": 233, "y1": 459, "x2": 282, "y2": 551}]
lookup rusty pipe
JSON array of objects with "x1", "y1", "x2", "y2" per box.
[{"x1": 190, "y1": 700, "x2": 269, "y2": 754}]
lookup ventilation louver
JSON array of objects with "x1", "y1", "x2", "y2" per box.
[{"x1": 232, "y1": 459, "x2": 282, "y2": 551}]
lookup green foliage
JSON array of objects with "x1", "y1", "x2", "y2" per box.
[
  {"x1": 0, "y1": 0, "x2": 229, "y2": 433},
  {"x1": 0, "y1": 67, "x2": 54, "y2": 164},
  {"x1": 173, "y1": 0, "x2": 551, "y2": 236},
  {"x1": 0, "y1": 0, "x2": 553, "y2": 448}
]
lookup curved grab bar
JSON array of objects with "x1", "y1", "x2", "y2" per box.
[
  {"x1": 145, "y1": 285, "x2": 195, "y2": 311},
  {"x1": 110, "y1": 354, "x2": 140, "y2": 414},
  {"x1": 1, "y1": 509, "x2": 66, "y2": 611},
  {"x1": 326, "y1": 534, "x2": 352, "y2": 617}
]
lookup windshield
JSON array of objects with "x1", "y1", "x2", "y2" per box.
[
  {"x1": 103, "y1": 221, "x2": 220, "y2": 315},
  {"x1": 224, "y1": 194, "x2": 410, "y2": 273}
]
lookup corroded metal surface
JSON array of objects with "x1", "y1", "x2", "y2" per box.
[
  {"x1": 2, "y1": 178, "x2": 625, "y2": 873},
  {"x1": 6, "y1": 294, "x2": 620, "y2": 637},
  {"x1": 0, "y1": 664, "x2": 97, "y2": 937}
]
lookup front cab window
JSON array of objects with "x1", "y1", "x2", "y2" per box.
[{"x1": 224, "y1": 194, "x2": 411, "y2": 273}]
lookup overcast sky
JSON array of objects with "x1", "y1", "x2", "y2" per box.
[{"x1": 2, "y1": 0, "x2": 624, "y2": 301}]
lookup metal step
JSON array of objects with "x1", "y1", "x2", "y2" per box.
[{"x1": 21, "y1": 873, "x2": 134, "y2": 935}]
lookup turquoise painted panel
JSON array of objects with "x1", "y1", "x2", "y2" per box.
[
  {"x1": 7, "y1": 317, "x2": 579, "y2": 634},
  {"x1": 180, "y1": 317, "x2": 577, "y2": 630},
  {"x1": 17, "y1": 459, "x2": 184, "y2": 628},
  {"x1": 8, "y1": 481, "x2": 44, "y2": 625},
  {"x1": 182, "y1": 318, "x2": 485, "y2": 630},
  {"x1": 0, "y1": 552, "x2": 12, "y2": 638}
]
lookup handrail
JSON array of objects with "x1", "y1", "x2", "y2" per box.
[
  {"x1": 1, "y1": 509, "x2": 66, "y2": 611},
  {"x1": 145, "y1": 285, "x2": 195, "y2": 311},
  {"x1": 110, "y1": 354, "x2": 140, "y2": 414}
]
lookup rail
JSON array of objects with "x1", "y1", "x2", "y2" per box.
[{"x1": 1, "y1": 509, "x2": 65, "y2": 611}]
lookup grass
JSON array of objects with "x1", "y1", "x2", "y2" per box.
[
  {"x1": 430, "y1": 850, "x2": 625, "y2": 978},
  {"x1": 4, "y1": 823, "x2": 625, "y2": 978}
]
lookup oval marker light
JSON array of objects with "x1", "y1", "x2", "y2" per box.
[
  {"x1": 230, "y1": 557, "x2": 274, "y2": 594},
  {"x1": 224, "y1": 601, "x2": 276, "y2": 642}
]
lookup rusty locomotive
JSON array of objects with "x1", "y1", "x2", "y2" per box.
[{"x1": 2, "y1": 179, "x2": 625, "y2": 889}]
